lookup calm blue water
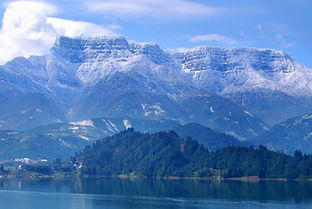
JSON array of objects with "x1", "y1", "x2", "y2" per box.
[{"x1": 0, "y1": 178, "x2": 311, "y2": 209}]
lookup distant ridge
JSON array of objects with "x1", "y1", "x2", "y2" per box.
[{"x1": 0, "y1": 117, "x2": 240, "y2": 160}]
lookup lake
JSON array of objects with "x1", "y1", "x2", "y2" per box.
[{"x1": 0, "y1": 178, "x2": 311, "y2": 209}]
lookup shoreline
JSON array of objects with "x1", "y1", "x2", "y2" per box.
[{"x1": 3, "y1": 172, "x2": 312, "y2": 182}]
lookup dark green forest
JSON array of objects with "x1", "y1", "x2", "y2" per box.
[{"x1": 73, "y1": 129, "x2": 312, "y2": 179}]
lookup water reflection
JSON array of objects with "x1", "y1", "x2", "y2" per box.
[{"x1": 0, "y1": 178, "x2": 312, "y2": 203}]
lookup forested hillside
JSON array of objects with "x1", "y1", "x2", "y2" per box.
[{"x1": 74, "y1": 129, "x2": 312, "y2": 179}]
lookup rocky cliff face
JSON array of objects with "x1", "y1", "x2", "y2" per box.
[{"x1": 172, "y1": 46, "x2": 312, "y2": 125}]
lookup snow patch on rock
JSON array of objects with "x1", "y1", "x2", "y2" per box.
[{"x1": 70, "y1": 120, "x2": 94, "y2": 127}]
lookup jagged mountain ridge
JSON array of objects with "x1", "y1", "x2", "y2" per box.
[{"x1": 1, "y1": 36, "x2": 311, "y2": 139}]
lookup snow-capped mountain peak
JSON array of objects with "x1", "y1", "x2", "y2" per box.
[{"x1": 1, "y1": 35, "x2": 312, "y2": 136}]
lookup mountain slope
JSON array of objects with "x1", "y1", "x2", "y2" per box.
[
  {"x1": 252, "y1": 114, "x2": 312, "y2": 154},
  {"x1": 0, "y1": 69, "x2": 66, "y2": 130},
  {"x1": 173, "y1": 123, "x2": 242, "y2": 150},
  {"x1": 179, "y1": 93, "x2": 268, "y2": 140}
]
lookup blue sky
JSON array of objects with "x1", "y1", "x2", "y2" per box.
[{"x1": 0, "y1": 0, "x2": 311, "y2": 67}]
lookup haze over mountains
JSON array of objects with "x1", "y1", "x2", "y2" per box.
[
  {"x1": 253, "y1": 114, "x2": 312, "y2": 154},
  {"x1": 0, "y1": 35, "x2": 312, "y2": 157},
  {"x1": 0, "y1": 117, "x2": 241, "y2": 160}
]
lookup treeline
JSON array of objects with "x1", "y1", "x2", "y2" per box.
[{"x1": 72, "y1": 129, "x2": 312, "y2": 179}]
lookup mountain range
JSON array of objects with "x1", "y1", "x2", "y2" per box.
[{"x1": 0, "y1": 35, "x2": 312, "y2": 156}]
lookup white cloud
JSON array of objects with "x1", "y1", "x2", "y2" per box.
[
  {"x1": 47, "y1": 18, "x2": 116, "y2": 37},
  {"x1": 0, "y1": 1, "x2": 117, "y2": 64},
  {"x1": 275, "y1": 34, "x2": 296, "y2": 49},
  {"x1": 189, "y1": 34, "x2": 239, "y2": 45},
  {"x1": 283, "y1": 42, "x2": 296, "y2": 48},
  {"x1": 85, "y1": 0, "x2": 226, "y2": 19},
  {"x1": 165, "y1": 47, "x2": 191, "y2": 54},
  {"x1": 257, "y1": 24, "x2": 263, "y2": 30}
]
